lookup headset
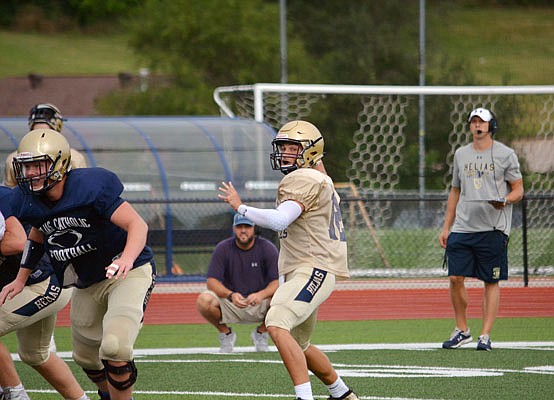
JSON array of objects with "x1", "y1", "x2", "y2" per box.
[
  {"x1": 488, "y1": 110, "x2": 498, "y2": 135},
  {"x1": 467, "y1": 108, "x2": 498, "y2": 135}
]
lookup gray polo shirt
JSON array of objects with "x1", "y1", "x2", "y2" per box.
[{"x1": 451, "y1": 140, "x2": 522, "y2": 235}]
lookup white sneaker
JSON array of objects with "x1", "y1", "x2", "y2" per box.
[
  {"x1": 251, "y1": 329, "x2": 270, "y2": 352},
  {"x1": 2, "y1": 387, "x2": 31, "y2": 400},
  {"x1": 219, "y1": 330, "x2": 236, "y2": 353},
  {"x1": 49, "y1": 334, "x2": 57, "y2": 353}
]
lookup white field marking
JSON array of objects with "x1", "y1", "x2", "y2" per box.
[
  {"x1": 19, "y1": 342, "x2": 554, "y2": 399},
  {"x1": 11, "y1": 341, "x2": 554, "y2": 361},
  {"x1": 26, "y1": 388, "x2": 443, "y2": 400},
  {"x1": 131, "y1": 359, "x2": 554, "y2": 378},
  {"x1": 525, "y1": 365, "x2": 554, "y2": 372}
]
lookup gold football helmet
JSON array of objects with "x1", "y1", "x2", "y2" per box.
[
  {"x1": 13, "y1": 128, "x2": 72, "y2": 194},
  {"x1": 270, "y1": 120, "x2": 325, "y2": 174},
  {"x1": 28, "y1": 103, "x2": 65, "y2": 132}
]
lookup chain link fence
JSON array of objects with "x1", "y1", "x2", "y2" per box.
[{"x1": 137, "y1": 193, "x2": 554, "y2": 287}]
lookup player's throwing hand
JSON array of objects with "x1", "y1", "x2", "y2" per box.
[{"x1": 218, "y1": 181, "x2": 242, "y2": 211}]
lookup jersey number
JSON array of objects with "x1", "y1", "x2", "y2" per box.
[{"x1": 329, "y1": 194, "x2": 346, "y2": 242}]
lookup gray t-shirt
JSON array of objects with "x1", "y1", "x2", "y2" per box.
[{"x1": 451, "y1": 140, "x2": 522, "y2": 235}]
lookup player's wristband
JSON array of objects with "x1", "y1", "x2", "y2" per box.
[
  {"x1": 237, "y1": 204, "x2": 247, "y2": 216},
  {"x1": 21, "y1": 239, "x2": 44, "y2": 269}
]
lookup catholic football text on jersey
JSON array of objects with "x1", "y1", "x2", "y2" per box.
[{"x1": 40, "y1": 217, "x2": 97, "y2": 262}]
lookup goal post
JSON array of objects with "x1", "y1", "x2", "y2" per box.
[
  {"x1": 213, "y1": 83, "x2": 554, "y2": 193},
  {"x1": 213, "y1": 83, "x2": 554, "y2": 275},
  {"x1": 214, "y1": 83, "x2": 554, "y2": 121}
]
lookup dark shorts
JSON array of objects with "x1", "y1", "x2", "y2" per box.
[{"x1": 446, "y1": 231, "x2": 509, "y2": 283}]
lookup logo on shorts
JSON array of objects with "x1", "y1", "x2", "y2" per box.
[
  {"x1": 492, "y1": 267, "x2": 500, "y2": 279},
  {"x1": 295, "y1": 269, "x2": 327, "y2": 303}
]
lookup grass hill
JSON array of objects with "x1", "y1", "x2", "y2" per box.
[{"x1": 0, "y1": 5, "x2": 553, "y2": 84}]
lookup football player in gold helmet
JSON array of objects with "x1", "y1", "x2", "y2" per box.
[
  {"x1": 0, "y1": 178, "x2": 89, "y2": 400},
  {"x1": 4, "y1": 129, "x2": 155, "y2": 400},
  {"x1": 12, "y1": 128, "x2": 72, "y2": 194},
  {"x1": 269, "y1": 120, "x2": 325, "y2": 174},
  {"x1": 219, "y1": 120, "x2": 358, "y2": 400},
  {"x1": 27, "y1": 103, "x2": 65, "y2": 133},
  {"x1": 3, "y1": 103, "x2": 87, "y2": 188}
]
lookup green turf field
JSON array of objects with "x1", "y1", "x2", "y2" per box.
[{"x1": 3, "y1": 318, "x2": 553, "y2": 399}]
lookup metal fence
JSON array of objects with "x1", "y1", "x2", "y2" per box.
[{"x1": 136, "y1": 193, "x2": 554, "y2": 287}]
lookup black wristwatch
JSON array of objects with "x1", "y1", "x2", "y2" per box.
[{"x1": 227, "y1": 292, "x2": 234, "y2": 302}]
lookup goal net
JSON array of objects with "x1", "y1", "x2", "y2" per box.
[{"x1": 214, "y1": 84, "x2": 554, "y2": 281}]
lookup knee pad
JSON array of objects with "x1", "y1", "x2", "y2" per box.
[
  {"x1": 102, "y1": 359, "x2": 138, "y2": 391},
  {"x1": 100, "y1": 332, "x2": 133, "y2": 360},
  {"x1": 18, "y1": 346, "x2": 50, "y2": 366},
  {"x1": 83, "y1": 368, "x2": 107, "y2": 384}
]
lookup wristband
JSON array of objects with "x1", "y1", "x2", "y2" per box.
[
  {"x1": 227, "y1": 292, "x2": 234, "y2": 302},
  {"x1": 21, "y1": 239, "x2": 45, "y2": 269},
  {"x1": 237, "y1": 204, "x2": 247, "y2": 216}
]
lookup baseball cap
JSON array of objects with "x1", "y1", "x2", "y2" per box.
[
  {"x1": 467, "y1": 108, "x2": 493, "y2": 123},
  {"x1": 233, "y1": 213, "x2": 254, "y2": 226}
]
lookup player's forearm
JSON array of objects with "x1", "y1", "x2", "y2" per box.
[
  {"x1": 14, "y1": 266, "x2": 32, "y2": 284},
  {"x1": 237, "y1": 200, "x2": 302, "y2": 231},
  {"x1": 120, "y1": 219, "x2": 148, "y2": 264},
  {"x1": 0, "y1": 217, "x2": 27, "y2": 255}
]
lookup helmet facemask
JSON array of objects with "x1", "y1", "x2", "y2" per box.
[
  {"x1": 270, "y1": 120, "x2": 325, "y2": 175},
  {"x1": 270, "y1": 138, "x2": 317, "y2": 174},
  {"x1": 13, "y1": 152, "x2": 66, "y2": 194},
  {"x1": 28, "y1": 104, "x2": 64, "y2": 132}
]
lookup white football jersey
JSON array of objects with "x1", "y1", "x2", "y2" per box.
[{"x1": 276, "y1": 168, "x2": 349, "y2": 279}]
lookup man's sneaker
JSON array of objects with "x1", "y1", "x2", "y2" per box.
[
  {"x1": 219, "y1": 330, "x2": 237, "y2": 353},
  {"x1": 328, "y1": 389, "x2": 360, "y2": 400},
  {"x1": 442, "y1": 328, "x2": 472, "y2": 349},
  {"x1": 477, "y1": 334, "x2": 492, "y2": 351},
  {"x1": 2, "y1": 387, "x2": 31, "y2": 400},
  {"x1": 251, "y1": 329, "x2": 270, "y2": 352}
]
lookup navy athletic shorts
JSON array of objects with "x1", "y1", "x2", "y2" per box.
[{"x1": 445, "y1": 230, "x2": 509, "y2": 283}]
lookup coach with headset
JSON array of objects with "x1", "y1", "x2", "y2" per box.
[{"x1": 439, "y1": 107, "x2": 524, "y2": 352}]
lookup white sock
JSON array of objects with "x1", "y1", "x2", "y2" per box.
[
  {"x1": 294, "y1": 381, "x2": 313, "y2": 400},
  {"x1": 326, "y1": 376, "x2": 350, "y2": 398}
]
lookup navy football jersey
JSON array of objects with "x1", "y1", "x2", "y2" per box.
[
  {"x1": 12, "y1": 168, "x2": 154, "y2": 288},
  {"x1": 0, "y1": 186, "x2": 54, "y2": 288}
]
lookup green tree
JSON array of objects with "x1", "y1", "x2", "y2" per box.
[
  {"x1": 127, "y1": 0, "x2": 282, "y2": 86},
  {"x1": 105, "y1": 0, "x2": 311, "y2": 115}
]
